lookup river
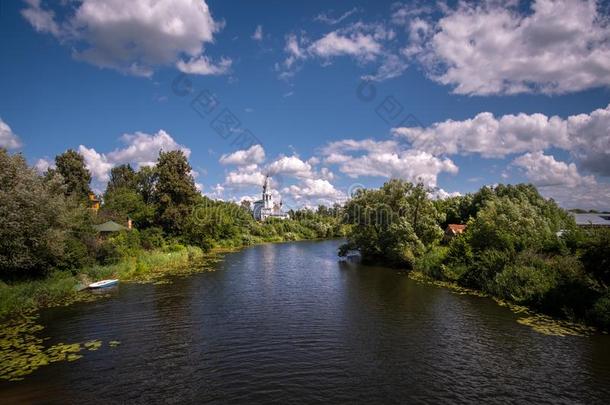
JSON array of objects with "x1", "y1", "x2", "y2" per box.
[{"x1": 1, "y1": 239, "x2": 609, "y2": 403}]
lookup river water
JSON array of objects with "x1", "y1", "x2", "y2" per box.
[{"x1": 1, "y1": 239, "x2": 609, "y2": 403}]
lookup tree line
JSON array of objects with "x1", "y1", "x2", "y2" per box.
[
  {"x1": 339, "y1": 179, "x2": 610, "y2": 330},
  {"x1": 0, "y1": 148, "x2": 344, "y2": 280}
]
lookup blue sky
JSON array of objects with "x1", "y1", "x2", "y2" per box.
[{"x1": 1, "y1": 0, "x2": 609, "y2": 209}]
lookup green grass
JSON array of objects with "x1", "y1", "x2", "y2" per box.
[{"x1": 0, "y1": 246, "x2": 209, "y2": 320}]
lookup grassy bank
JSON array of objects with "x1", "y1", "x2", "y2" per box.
[
  {"x1": 412, "y1": 245, "x2": 610, "y2": 334},
  {"x1": 0, "y1": 233, "x2": 336, "y2": 321},
  {"x1": 0, "y1": 246, "x2": 211, "y2": 320}
]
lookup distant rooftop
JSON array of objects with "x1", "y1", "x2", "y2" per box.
[{"x1": 572, "y1": 213, "x2": 610, "y2": 227}]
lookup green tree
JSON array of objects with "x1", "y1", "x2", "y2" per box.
[
  {"x1": 53, "y1": 149, "x2": 92, "y2": 199},
  {"x1": 0, "y1": 149, "x2": 94, "y2": 278},
  {"x1": 106, "y1": 164, "x2": 136, "y2": 193},
  {"x1": 136, "y1": 165, "x2": 157, "y2": 204},
  {"x1": 580, "y1": 228, "x2": 610, "y2": 289},
  {"x1": 340, "y1": 180, "x2": 443, "y2": 267},
  {"x1": 153, "y1": 150, "x2": 198, "y2": 235}
]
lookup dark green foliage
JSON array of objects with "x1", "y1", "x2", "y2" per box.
[
  {"x1": 343, "y1": 179, "x2": 609, "y2": 330},
  {"x1": 140, "y1": 227, "x2": 165, "y2": 250},
  {"x1": 53, "y1": 149, "x2": 92, "y2": 200},
  {"x1": 340, "y1": 180, "x2": 443, "y2": 267},
  {"x1": 153, "y1": 150, "x2": 198, "y2": 236},
  {"x1": 106, "y1": 164, "x2": 137, "y2": 193},
  {"x1": 579, "y1": 228, "x2": 610, "y2": 288},
  {"x1": 103, "y1": 185, "x2": 155, "y2": 229},
  {"x1": 0, "y1": 149, "x2": 95, "y2": 278},
  {"x1": 592, "y1": 291, "x2": 610, "y2": 330}
]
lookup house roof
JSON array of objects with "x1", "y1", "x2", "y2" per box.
[
  {"x1": 446, "y1": 224, "x2": 467, "y2": 233},
  {"x1": 93, "y1": 221, "x2": 128, "y2": 232},
  {"x1": 572, "y1": 213, "x2": 610, "y2": 226}
]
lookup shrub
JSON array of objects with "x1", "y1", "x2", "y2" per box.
[
  {"x1": 591, "y1": 291, "x2": 610, "y2": 330},
  {"x1": 140, "y1": 227, "x2": 165, "y2": 250},
  {"x1": 164, "y1": 241, "x2": 186, "y2": 252},
  {"x1": 494, "y1": 263, "x2": 556, "y2": 305},
  {"x1": 459, "y1": 248, "x2": 512, "y2": 291},
  {"x1": 415, "y1": 246, "x2": 448, "y2": 279}
]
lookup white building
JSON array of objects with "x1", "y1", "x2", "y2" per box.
[{"x1": 253, "y1": 176, "x2": 289, "y2": 221}]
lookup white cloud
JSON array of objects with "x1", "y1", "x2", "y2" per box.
[
  {"x1": 566, "y1": 105, "x2": 610, "y2": 176},
  {"x1": 513, "y1": 151, "x2": 596, "y2": 188},
  {"x1": 321, "y1": 138, "x2": 457, "y2": 187},
  {"x1": 535, "y1": 182, "x2": 610, "y2": 211},
  {"x1": 278, "y1": 23, "x2": 402, "y2": 79},
  {"x1": 392, "y1": 104, "x2": 610, "y2": 177},
  {"x1": 21, "y1": 0, "x2": 60, "y2": 36},
  {"x1": 251, "y1": 25, "x2": 263, "y2": 41},
  {"x1": 78, "y1": 145, "x2": 114, "y2": 183},
  {"x1": 419, "y1": 0, "x2": 610, "y2": 95},
  {"x1": 225, "y1": 166, "x2": 266, "y2": 187},
  {"x1": 108, "y1": 130, "x2": 190, "y2": 168},
  {"x1": 34, "y1": 158, "x2": 54, "y2": 174},
  {"x1": 393, "y1": 112, "x2": 570, "y2": 158},
  {"x1": 205, "y1": 183, "x2": 225, "y2": 200},
  {"x1": 78, "y1": 129, "x2": 190, "y2": 184},
  {"x1": 309, "y1": 31, "x2": 382, "y2": 60},
  {"x1": 338, "y1": 149, "x2": 457, "y2": 187},
  {"x1": 22, "y1": 0, "x2": 229, "y2": 77},
  {"x1": 266, "y1": 155, "x2": 314, "y2": 179},
  {"x1": 362, "y1": 54, "x2": 409, "y2": 82},
  {"x1": 284, "y1": 178, "x2": 345, "y2": 202},
  {"x1": 391, "y1": 3, "x2": 433, "y2": 26},
  {"x1": 314, "y1": 8, "x2": 360, "y2": 25},
  {"x1": 176, "y1": 56, "x2": 232, "y2": 76},
  {"x1": 0, "y1": 118, "x2": 22, "y2": 150},
  {"x1": 219, "y1": 144, "x2": 265, "y2": 166},
  {"x1": 428, "y1": 187, "x2": 462, "y2": 200}
]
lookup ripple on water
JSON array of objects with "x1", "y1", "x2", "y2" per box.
[{"x1": 1, "y1": 240, "x2": 610, "y2": 404}]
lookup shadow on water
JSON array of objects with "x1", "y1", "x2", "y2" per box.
[{"x1": 1, "y1": 239, "x2": 609, "y2": 403}]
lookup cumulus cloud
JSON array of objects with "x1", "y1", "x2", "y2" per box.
[
  {"x1": 418, "y1": 0, "x2": 610, "y2": 95},
  {"x1": 21, "y1": 0, "x2": 230, "y2": 77},
  {"x1": 393, "y1": 104, "x2": 610, "y2": 177},
  {"x1": 225, "y1": 165, "x2": 266, "y2": 187},
  {"x1": 266, "y1": 155, "x2": 314, "y2": 179},
  {"x1": 393, "y1": 112, "x2": 570, "y2": 158},
  {"x1": 513, "y1": 151, "x2": 596, "y2": 188},
  {"x1": 34, "y1": 158, "x2": 54, "y2": 174},
  {"x1": 219, "y1": 144, "x2": 265, "y2": 165},
  {"x1": 220, "y1": 149, "x2": 344, "y2": 206},
  {"x1": 535, "y1": 182, "x2": 610, "y2": 211},
  {"x1": 107, "y1": 130, "x2": 190, "y2": 168},
  {"x1": 567, "y1": 105, "x2": 610, "y2": 176},
  {"x1": 321, "y1": 138, "x2": 457, "y2": 187},
  {"x1": 278, "y1": 22, "x2": 406, "y2": 80},
  {"x1": 0, "y1": 118, "x2": 22, "y2": 150},
  {"x1": 278, "y1": 1, "x2": 610, "y2": 93},
  {"x1": 284, "y1": 178, "x2": 345, "y2": 204},
  {"x1": 78, "y1": 129, "x2": 190, "y2": 184}
]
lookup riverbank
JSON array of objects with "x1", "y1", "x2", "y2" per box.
[
  {"x1": 0, "y1": 246, "x2": 215, "y2": 320},
  {"x1": 406, "y1": 270, "x2": 601, "y2": 336},
  {"x1": 0, "y1": 234, "x2": 339, "y2": 321}
]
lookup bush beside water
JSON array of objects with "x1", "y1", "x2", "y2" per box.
[{"x1": 341, "y1": 181, "x2": 610, "y2": 332}]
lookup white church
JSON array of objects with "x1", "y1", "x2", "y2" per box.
[{"x1": 252, "y1": 175, "x2": 289, "y2": 221}]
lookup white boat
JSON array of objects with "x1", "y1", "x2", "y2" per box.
[{"x1": 88, "y1": 279, "x2": 119, "y2": 289}]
